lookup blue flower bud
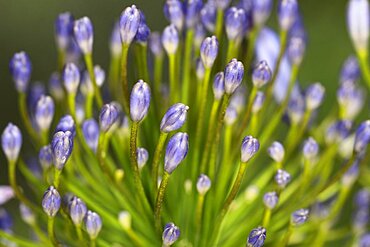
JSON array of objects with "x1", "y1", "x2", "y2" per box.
[
  {"x1": 241, "y1": 135, "x2": 260, "y2": 162},
  {"x1": 287, "y1": 86, "x2": 305, "y2": 124},
  {"x1": 134, "y1": 19, "x2": 151, "y2": 44},
  {"x1": 162, "y1": 24, "x2": 179, "y2": 55},
  {"x1": 287, "y1": 35, "x2": 306, "y2": 66},
  {"x1": 267, "y1": 141, "x2": 285, "y2": 163},
  {"x1": 224, "y1": 59, "x2": 244, "y2": 95},
  {"x1": 225, "y1": 7, "x2": 248, "y2": 41},
  {"x1": 80, "y1": 71, "x2": 94, "y2": 96},
  {"x1": 162, "y1": 222, "x2": 180, "y2": 246},
  {"x1": 326, "y1": 120, "x2": 352, "y2": 144},
  {"x1": 215, "y1": 0, "x2": 231, "y2": 10},
  {"x1": 49, "y1": 72, "x2": 64, "y2": 101},
  {"x1": 252, "y1": 0, "x2": 273, "y2": 27},
  {"x1": 278, "y1": 0, "x2": 298, "y2": 31},
  {"x1": 62, "y1": 63, "x2": 80, "y2": 94},
  {"x1": 42, "y1": 186, "x2": 61, "y2": 217},
  {"x1": 39, "y1": 145, "x2": 53, "y2": 169},
  {"x1": 130, "y1": 80, "x2": 151, "y2": 122},
  {"x1": 200, "y1": 1, "x2": 217, "y2": 32},
  {"x1": 55, "y1": 12, "x2": 74, "y2": 51},
  {"x1": 354, "y1": 120, "x2": 370, "y2": 153},
  {"x1": 263, "y1": 192, "x2": 279, "y2": 209},
  {"x1": 225, "y1": 106, "x2": 238, "y2": 126},
  {"x1": 137, "y1": 147, "x2": 149, "y2": 170},
  {"x1": 340, "y1": 56, "x2": 360, "y2": 84},
  {"x1": 1, "y1": 123, "x2": 22, "y2": 162},
  {"x1": 337, "y1": 81, "x2": 364, "y2": 120},
  {"x1": 197, "y1": 174, "x2": 211, "y2": 195},
  {"x1": 200, "y1": 36, "x2": 219, "y2": 69},
  {"x1": 185, "y1": 0, "x2": 203, "y2": 28},
  {"x1": 247, "y1": 227, "x2": 266, "y2": 247},
  {"x1": 51, "y1": 131, "x2": 73, "y2": 170},
  {"x1": 55, "y1": 115, "x2": 76, "y2": 136},
  {"x1": 35, "y1": 95, "x2": 55, "y2": 131},
  {"x1": 252, "y1": 60, "x2": 272, "y2": 88},
  {"x1": 302, "y1": 137, "x2": 319, "y2": 160},
  {"x1": 213, "y1": 72, "x2": 225, "y2": 100},
  {"x1": 149, "y1": 32, "x2": 164, "y2": 57},
  {"x1": 82, "y1": 119, "x2": 100, "y2": 152},
  {"x1": 275, "y1": 169, "x2": 291, "y2": 188},
  {"x1": 66, "y1": 39, "x2": 82, "y2": 63},
  {"x1": 94, "y1": 65, "x2": 105, "y2": 87},
  {"x1": 110, "y1": 22, "x2": 122, "y2": 57},
  {"x1": 27, "y1": 83, "x2": 46, "y2": 114},
  {"x1": 164, "y1": 132, "x2": 189, "y2": 174},
  {"x1": 356, "y1": 189, "x2": 370, "y2": 208},
  {"x1": 9, "y1": 51, "x2": 32, "y2": 93},
  {"x1": 291, "y1": 208, "x2": 309, "y2": 226},
  {"x1": 0, "y1": 208, "x2": 13, "y2": 232},
  {"x1": 84, "y1": 210, "x2": 102, "y2": 240},
  {"x1": 359, "y1": 233, "x2": 370, "y2": 247},
  {"x1": 69, "y1": 196, "x2": 87, "y2": 226},
  {"x1": 164, "y1": 0, "x2": 185, "y2": 31},
  {"x1": 99, "y1": 103, "x2": 120, "y2": 132},
  {"x1": 120, "y1": 5, "x2": 141, "y2": 45},
  {"x1": 347, "y1": 0, "x2": 369, "y2": 52},
  {"x1": 252, "y1": 91, "x2": 265, "y2": 113},
  {"x1": 19, "y1": 203, "x2": 35, "y2": 225},
  {"x1": 73, "y1": 17, "x2": 94, "y2": 54},
  {"x1": 0, "y1": 186, "x2": 14, "y2": 205},
  {"x1": 305, "y1": 82, "x2": 325, "y2": 110},
  {"x1": 160, "y1": 103, "x2": 189, "y2": 133}
]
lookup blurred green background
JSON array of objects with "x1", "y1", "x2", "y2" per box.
[{"x1": 0, "y1": 0, "x2": 355, "y2": 134}]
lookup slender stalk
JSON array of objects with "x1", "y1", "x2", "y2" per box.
[
  {"x1": 226, "y1": 40, "x2": 236, "y2": 62},
  {"x1": 90, "y1": 239, "x2": 96, "y2": 247},
  {"x1": 84, "y1": 93, "x2": 94, "y2": 119},
  {"x1": 76, "y1": 225, "x2": 83, "y2": 242},
  {"x1": 120, "y1": 44, "x2": 130, "y2": 114},
  {"x1": 244, "y1": 28, "x2": 259, "y2": 71},
  {"x1": 168, "y1": 53, "x2": 177, "y2": 103},
  {"x1": 57, "y1": 49, "x2": 66, "y2": 72},
  {"x1": 215, "y1": 9, "x2": 224, "y2": 41},
  {"x1": 357, "y1": 50, "x2": 370, "y2": 89},
  {"x1": 262, "y1": 208, "x2": 272, "y2": 228},
  {"x1": 277, "y1": 224, "x2": 293, "y2": 247},
  {"x1": 67, "y1": 93, "x2": 76, "y2": 120},
  {"x1": 47, "y1": 217, "x2": 58, "y2": 247},
  {"x1": 108, "y1": 56, "x2": 121, "y2": 100},
  {"x1": 19, "y1": 93, "x2": 40, "y2": 146},
  {"x1": 53, "y1": 169, "x2": 62, "y2": 189},
  {"x1": 195, "y1": 194, "x2": 205, "y2": 245},
  {"x1": 237, "y1": 86, "x2": 258, "y2": 139},
  {"x1": 155, "y1": 171, "x2": 170, "y2": 232},
  {"x1": 135, "y1": 44, "x2": 150, "y2": 82},
  {"x1": 151, "y1": 132, "x2": 169, "y2": 195},
  {"x1": 181, "y1": 29, "x2": 194, "y2": 104},
  {"x1": 84, "y1": 54, "x2": 103, "y2": 108},
  {"x1": 154, "y1": 56, "x2": 164, "y2": 108}
]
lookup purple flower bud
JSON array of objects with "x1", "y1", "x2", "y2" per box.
[
  {"x1": 99, "y1": 103, "x2": 120, "y2": 132},
  {"x1": 241, "y1": 135, "x2": 260, "y2": 162},
  {"x1": 69, "y1": 196, "x2": 87, "y2": 226},
  {"x1": 225, "y1": 7, "x2": 248, "y2": 41},
  {"x1": 263, "y1": 192, "x2": 279, "y2": 209},
  {"x1": 213, "y1": 72, "x2": 225, "y2": 100},
  {"x1": 110, "y1": 22, "x2": 122, "y2": 57},
  {"x1": 62, "y1": 63, "x2": 80, "y2": 94},
  {"x1": 185, "y1": 0, "x2": 203, "y2": 28},
  {"x1": 287, "y1": 86, "x2": 305, "y2": 124},
  {"x1": 356, "y1": 189, "x2": 370, "y2": 208},
  {"x1": 305, "y1": 82, "x2": 325, "y2": 110},
  {"x1": 340, "y1": 56, "x2": 360, "y2": 84},
  {"x1": 278, "y1": 0, "x2": 299, "y2": 31},
  {"x1": 252, "y1": 60, "x2": 272, "y2": 88},
  {"x1": 347, "y1": 0, "x2": 369, "y2": 52},
  {"x1": 275, "y1": 169, "x2": 291, "y2": 188},
  {"x1": 224, "y1": 59, "x2": 244, "y2": 95},
  {"x1": 137, "y1": 147, "x2": 149, "y2": 170},
  {"x1": 149, "y1": 32, "x2": 164, "y2": 57},
  {"x1": 194, "y1": 23, "x2": 206, "y2": 48},
  {"x1": 130, "y1": 80, "x2": 151, "y2": 122},
  {"x1": 197, "y1": 174, "x2": 211, "y2": 195},
  {"x1": 337, "y1": 81, "x2": 365, "y2": 120},
  {"x1": 51, "y1": 131, "x2": 73, "y2": 170},
  {"x1": 247, "y1": 227, "x2": 266, "y2": 247},
  {"x1": 94, "y1": 65, "x2": 105, "y2": 87},
  {"x1": 1, "y1": 123, "x2": 22, "y2": 162},
  {"x1": 267, "y1": 141, "x2": 285, "y2": 163},
  {"x1": 39, "y1": 145, "x2": 53, "y2": 169},
  {"x1": 162, "y1": 222, "x2": 180, "y2": 246},
  {"x1": 196, "y1": 57, "x2": 205, "y2": 80},
  {"x1": 134, "y1": 19, "x2": 151, "y2": 44},
  {"x1": 287, "y1": 35, "x2": 306, "y2": 66},
  {"x1": 326, "y1": 120, "x2": 352, "y2": 144},
  {"x1": 55, "y1": 115, "x2": 76, "y2": 136},
  {"x1": 9, "y1": 51, "x2": 32, "y2": 93},
  {"x1": 164, "y1": 132, "x2": 189, "y2": 174},
  {"x1": 302, "y1": 137, "x2": 319, "y2": 160},
  {"x1": 35, "y1": 95, "x2": 55, "y2": 131},
  {"x1": 200, "y1": 1, "x2": 217, "y2": 32},
  {"x1": 252, "y1": 0, "x2": 273, "y2": 27},
  {"x1": 49, "y1": 72, "x2": 64, "y2": 101},
  {"x1": 0, "y1": 208, "x2": 13, "y2": 232},
  {"x1": 291, "y1": 208, "x2": 309, "y2": 226},
  {"x1": 55, "y1": 12, "x2": 74, "y2": 51},
  {"x1": 42, "y1": 186, "x2": 61, "y2": 217},
  {"x1": 82, "y1": 119, "x2": 100, "y2": 152},
  {"x1": 200, "y1": 36, "x2": 219, "y2": 68},
  {"x1": 160, "y1": 103, "x2": 189, "y2": 133},
  {"x1": 162, "y1": 24, "x2": 179, "y2": 55},
  {"x1": 354, "y1": 120, "x2": 370, "y2": 153},
  {"x1": 252, "y1": 91, "x2": 265, "y2": 113},
  {"x1": 0, "y1": 186, "x2": 14, "y2": 205},
  {"x1": 120, "y1": 5, "x2": 141, "y2": 45},
  {"x1": 84, "y1": 210, "x2": 102, "y2": 240},
  {"x1": 164, "y1": 0, "x2": 185, "y2": 31},
  {"x1": 73, "y1": 17, "x2": 94, "y2": 54}
]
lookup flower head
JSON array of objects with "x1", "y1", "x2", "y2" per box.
[
  {"x1": 225, "y1": 7, "x2": 248, "y2": 41},
  {"x1": 267, "y1": 141, "x2": 285, "y2": 163},
  {"x1": 9, "y1": 51, "x2": 32, "y2": 93},
  {"x1": 275, "y1": 169, "x2": 291, "y2": 188},
  {"x1": 120, "y1": 5, "x2": 141, "y2": 45},
  {"x1": 305, "y1": 82, "x2": 325, "y2": 111},
  {"x1": 39, "y1": 145, "x2": 53, "y2": 169},
  {"x1": 354, "y1": 120, "x2": 370, "y2": 153},
  {"x1": 224, "y1": 59, "x2": 244, "y2": 95},
  {"x1": 118, "y1": 211, "x2": 132, "y2": 230},
  {"x1": 42, "y1": 186, "x2": 61, "y2": 217},
  {"x1": 241, "y1": 135, "x2": 260, "y2": 162},
  {"x1": 200, "y1": 1, "x2": 217, "y2": 32},
  {"x1": 263, "y1": 192, "x2": 279, "y2": 209},
  {"x1": 149, "y1": 32, "x2": 164, "y2": 57},
  {"x1": 160, "y1": 103, "x2": 189, "y2": 133},
  {"x1": 252, "y1": 0, "x2": 273, "y2": 27},
  {"x1": 1, "y1": 123, "x2": 22, "y2": 162},
  {"x1": 62, "y1": 63, "x2": 80, "y2": 94},
  {"x1": 51, "y1": 131, "x2": 73, "y2": 170},
  {"x1": 185, "y1": 0, "x2": 203, "y2": 28},
  {"x1": 252, "y1": 92, "x2": 265, "y2": 113},
  {"x1": 99, "y1": 103, "x2": 120, "y2": 133},
  {"x1": 213, "y1": 72, "x2": 225, "y2": 100},
  {"x1": 110, "y1": 22, "x2": 121, "y2": 57},
  {"x1": 303, "y1": 137, "x2": 319, "y2": 160},
  {"x1": 162, "y1": 222, "x2": 180, "y2": 246},
  {"x1": 55, "y1": 115, "x2": 76, "y2": 136},
  {"x1": 164, "y1": 0, "x2": 185, "y2": 31},
  {"x1": 130, "y1": 80, "x2": 151, "y2": 122},
  {"x1": 164, "y1": 132, "x2": 189, "y2": 174},
  {"x1": 278, "y1": 0, "x2": 299, "y2": 31},
  {"x1": 200, "y1": 36, "x2": 219, "y2": 68},
  {"x1": 73, "y1": 17, "x2": 93, "y2": 54}
]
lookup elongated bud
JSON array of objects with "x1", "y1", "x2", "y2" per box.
[
  {"x1": 164, "y1": 132, "x2": 189, "y2": 174},
  {"x1": 340, "y1": 56, "x2": 360, "y2": 84},
  {"x1": 164, "y1": 0, "x2": 185, "y2": 31},
  {"x1": 1, "y1": 123, "x2": 22, "y2": 162},
  {"x1": 241, "y1": 135, "x2": 260, "y2": 162},
  {"x1": 149, "y1": 32, "x2": 164, "y2": 57},
  {"x1": 196, "y1": 58, "x2": 205, "y2": 80},
  {"x1": 354, "y1": 120, "x2": 370, "y2": 153},
  {"x1": 134, "y1": 19, "x2": 151, "y2": 44},
  {"x1": 302, "y1": 137, "x2": 319, "y2": 160},
  {"x1": 337, "y1": 81, "x2": 364, "y2": 120},
  {"x1": 252, "y1": 92, "x2": 265, "y2": 113},
  {"x1": 73, "y1": 17, "x2": 93, "y2": 54},
  {"x1": 263, "y1": 192, "x2": 279, "y2": 209},
  {"x1": 9, "y1": 51, "x2": 32, "y2": 93},
  {"x1": 130, "y1": 80, "x2": 151, "y2": 122},
  {"x1": 51, "y1": 131, "x2": 73, "y2": 170},
  {"x1": 287, "y1": 35, "x2": 306, "y2": 66},
  {"x1": 99, "y1": 103, "x2": 120, "y2": 133},
  {"x1": 137, "y1": 147, "x2": 149, "y2": 170},
  {"x1": 291, "y1": 208, "x2": 309, "y2": 226},
  {"x1": 63, "y1": 63, "x2": 80, "y2": 94},
  {"x1": 42, "y1": 186, "x2": 61, "y2": 217},
  {"x1": 162, "y1": 24, "x2": 179, "y2": 55},
  {"x1": 347, "y1": 0, "x2": 369, "y2": 52},
  {"x1": 84, "y1": 210, "x2": 102, "y2": 240},
  {"x1": 160, "y1": 103, "x2": 189, "y2": 133},
  {"x1": 252, "y1": 0, "x2": 273, "y2": 27},
  {"x1": 35, "y1": 95, "x2": 55, "y2": 131},
  {"x1": 278, "y1": 0, "x2": 298, "y2": 31},
  {"x1": 305, "y1": 82, "x2": 325, "y2": 110},
  {"x1": 82, "y1": 119, "x2": 100, "y2": 152},
  {"x1": 110, "y1": 22, "x2": 121, "y2": 57},
  {"x1": 252, "y1": 60, "x2": 272, "y2": 88},
  {"x1": 197, "y1": 174, "x2": 211, "y2": 195},
  {"x1": 267, "y1": 141, "x2": 285, "y2": 163},
  {"x1": 225, "y1": 7, "x2": 248, "y2": 41},
  {"x1": 20, "y1": 203, "x2": 35, "y2": 225},
  {"x1": 55, "y1": 12, "x2": 74, "y2": 51},
  {"x1": 247, "y1": 227, "x2": 266, "y2": 247},
  {"x1": 0, "y1": 186, "x2": 14, "y2": 205},
  {"x1": 275, "y1": 169, "x2": 291, "y2": 188},
  {"x1": 55, "y1": 115, "x2": 76, "y2": 136},
  {"x1": 213, "y1": 72, "x2": 225, "y2": 100},
  {"x1": 69, "y1": 196, "x2": 87, "y2": 226},
  {"x1": 49, "y1": 72, "x2": 64, "y2": 101},
  {"x1": 118, "y1": 211, "x2": 132, "y2": 230},
  {"x1": 200, "y1": 36, "x2": 219, "y2": 68},
  {"x1": 224, "y1": 59, "x2": 244, "y2": 95},
  {"x1": 162, "y1": 222, "x2": 180, "y2": 246},
  {"x1": 201, "y1": 1, "x2": 217, "y2": 32},
  {"x1": 119, "y1": 5, "x2": 141, "y2": 45},
  {"x1": 326, "y1": 120, "x2": 352, "y2": 144},
  {"x1": 185, "y1": 0, "x2": 203, "y2": 29},
  {"x1": 39, "y1": 145, "x2": 53, "y2": 169},
  {"x1": 94, "y1": 65, "x2": 105, "y2": 87}
]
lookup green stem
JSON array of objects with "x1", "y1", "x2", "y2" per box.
[
  {"x1": 67, "y1": 93, "x2": 76, "y2": 120},
  {"x1": 135, "y1": 44, "x2": 150, "y2": 82},
  {"x1": 120, "y1": 44, "x2": 130, "y2": 114},
  {"x1": 357, "y1": 50, "x2": 370, "y2": 89},
  {"x1": 226, "y1": 40, "x2": 236, "y2": 61},
  {"x1": 215, "y1": 9, "x2": 224, "y2": 41},
  {"x1": 195, "y1": 194, "x2": 205, "y2": 245},
  {"x1": 278, "y1": 224, "x2": 293, "y2": 247},
  {"x1": 181, "y1": 29, "x2": 194, "y2": 104},
  {"x1": 237, "y1": 86, "x2": 258, "y2": 139},
  {"x1": 154, "y1": 56, "x2": 164, "y2": 110},
  {"x1": 19, "y1": 93, "x2": 40, "y2": 146},
  {"x1": 53, "y1": 169, "x2": 62, "y2": 189},
  {"x1": 0, "y1": 230, "x2": 42, "y2": 247},
  {"x1": 90, "y1": 239, "x2": 96, "y2": 247},
  {"x1": 244, "y1": 28, "x2": 259, "y2": 72},
  {"x1": 155, "y1": 171, "x2": 170, "y2": 232},
  {"x1": 169, "y1": 53, "x2": 177, "y2": 103},
  {"x1": 108, "y1": 55, "x2": 121, "y2": 100},
  {"x1": 262, "y1": 208, "x2": 272, "y2": 228},
  {"x1": 57, "y1": 49, "x2": 66, "y2": 72},
  {"x1": 151, "y1": 132, "x2": 169, "y2": 195},
  {"x1": 84, "y1": 54, "x2": 103, "y2": 108},
  {"x1": 84, "y1": 93, "x2": 94, "y2": 119},
  {"x1": 48, "y1": 217, "x2": 58, "y2": 247},
  {"x1": 76, "y1": 225, "x2": 83, "y2": 242}
]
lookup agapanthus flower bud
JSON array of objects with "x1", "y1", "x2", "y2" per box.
[
  {"x1": 263, "y1": 192, "x2": 279, "y2": 209},
  {"x1": 267, "y1": 141, "x2": 285, "y2": 163},
  {"x1": 51, "y1": 131, "x2": 73, "y2": 170},
  {"x1": 278, "y1": 0, "x2": 298, "y2": 31},
  {"x1": 303, "y1": 137, "x2": 319, "y2": 160},
  {"x1": 110, "y1": 22, "x2": 122, "y2": 57},
  {"x1": 196, "y1": 58, "x2": 205, "y2": 80},
  {"x1": 137, "y1": 147, "x2": 149, "y2": 170},
  {"x1": 185, "y1": 0, "x2": 203, "y2": 28},
  {"x1": 130, "y1": 80, "x2": 151, "y2": 122},
  {"x1": 252, "y1": 92, "x2": 265, "y2": 113},
  {"x1": 197, "y1": 174, "x2": 211, "y2": 195},
  {"x1": 134, "y1": 19, "x2": 151, "y2": 44},
  {"x1": 347, "y1": 0, "x2": 369, "y2": 52},
  {"x1": 0, "y1": 186, "x2": 14, "y2": 205},
  {"x1": 94, "y1": 65, "x2": 105, "y2": 87},
  {"x1": 119, "y1": 5, "x2": 141, "y2": 45},
  {"x1": 337, "y1": 81, "x2": 365, "y2": 120},
  {"x1": 305, "y1": 82, "x2": 325, "y2": 111},
  {"x1": 162, "y1": 222, "x2": 180, "y2": 246},
  {"x1": 160, "y1": 103, "x2": 189, "y2": 133},
  {"x1": 213, "y1": 72, "x2": 225, "y2": 100},
  {"x1": 287, "y1": 87, "x2": 305, "y2": 124},
  {"x1": 200, "y1": 36, "x2": 219, "y2": 69},
  {"x1": 287, "y1": 35, "x2": 306, "y2": 66},
  {"x1": 0, "y1": 208, "x2": 13, "y2": 232},
  {"x1": 55, "y1": 115, "x2": 76, "y2": 136},
  {"x1": 356, "y1": 189, "x2": 370, "y2": 208},
  {"x1": 194, "y1": 24, "x2": 206, "y2": 48},
  {"x1": 1, "y1": 123, "x2": 22, "y2": 162},
  {"x1": 42, "y1": 186, "x2": 61, "y2": 217},
  {"x1": 62, "y1": 63, "x2": 80, "y2": 94},
  {"x1": 35, "y1": 95, "x2": 55, "y2": 131},
  {"x1": 9, "y1": 51, "x2": 32, "y2": 93},
  {"x1": 20, "y1": 203, "x2": 35, "y2": 225},
  {"x1": 99, "y1": 103, "x2": 120, "y2": 133},
  {"x1": 200, "y1": 1, "x2": 217, "y2": 32},
  {"x1": 275, "y1": 169, "x2": 291, "y2": 188},
  {"x1": 252, "y1": 60, "x2": 272, "y2": 88},
  {"x1": 84, "y1": 210, "x2": 102, "y2": 240},
  {"x1": 224, "y1": 59, "x2": 244, "y2": 95},
  {"x1": 225, "y1": 106, "x2": 238, "y2": 126},
  {"x1": 359, "y1": 233, "x2": 370, "y2": 247},
  {"x1": 241, "y1": 135, "x2": 260, "y2": 162},
  {"x1": 340, "y1": 56, "x2": 360, "y2": 84},
  {"x1": 225, "y1": 7, "x2": 247, "y2": 41},
  {"x1": 69, "y1": 196, "x2": 87, "y2": 226},
  {"x1": 164, "y1": 0, "x2": 185, "y2": 31},
  {"x1": 118, "y1": 211, "x2": 132, "y2": 230},
  {"x1": 28, "y1": 83, "x2": 46, "y2": 113},
  {"x1": 73, "y1": 17, "x2": 94, "y2": 54},
  {"x1": 49, "y1": 72, "x2": 64, "y2": 101},
  {"x1": 39, "y1": 145, "x2": 53, "y2": 169},
  {"x1": 162, "y1": 24, "x2": 179, "y2": 55},
  {"x1": 326, "y1": 120, "x2": 352, "y2": 144},
  {"x1": 164, "y1": 132, "x2": 189, "y2": 174},
  {"x1": 291, "y1": 208, "x2": 309, "y2": 226},
  {"x1": 82, "y1": 119, "x2": 100, "y2": 152},
  {"x1": 215, "y1": 0, "x2": 231, "y2": 10},
  {"x1": 149, "y1": 32, "x2": 164, "y2": 57},
  {"x1": 55, "y1": 12, "x2": 74, "y2": 51},
  {"x1": 247, "y1": 227, "x2": 266, "y2": 247},
  {"x1": 252, "y1": 0, "x2": 273, "y2": 27},
  {"x1": 354, "y1": 120, "x2": 370, "y2": 153}
]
